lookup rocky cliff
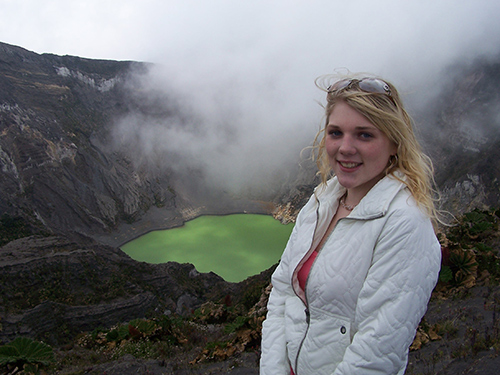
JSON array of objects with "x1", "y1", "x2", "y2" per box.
[
  {"x1": 0, "y1": 42, "x2": 180, "y2": 242},
  {"x1": 422, "y1": 58, "x2": 500, "y2": 215}
]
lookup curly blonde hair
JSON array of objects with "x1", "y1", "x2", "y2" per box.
[{"x1": 313, "y1": 74, "x2": 439, "y2": 223}]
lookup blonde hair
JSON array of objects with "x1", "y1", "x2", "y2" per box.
[{"x1": 313, "y1": 74, "x2": 440, "y2": 224}]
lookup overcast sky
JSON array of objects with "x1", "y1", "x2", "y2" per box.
[
  {"x1": 3, "y1": 1, "x2": 500, "y2": 78},
  {"x1": 2, "y1": 0, "x2": 500, "y2": 194}
]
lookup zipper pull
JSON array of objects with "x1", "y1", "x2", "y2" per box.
[{"x1": 305, "y1": 308, "x2": 310, "y2": 324}]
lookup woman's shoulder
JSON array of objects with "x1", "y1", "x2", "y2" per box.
[
  {"x1": 385, "y1": 188, "x2": 435, "y2": 235},
  {"x1": 391, "y1": 187, "x2": 424, "y2": 213}
]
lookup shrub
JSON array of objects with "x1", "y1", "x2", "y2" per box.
[{"x1": 224, "y1": 316, "x2": 249, "y2": 334}]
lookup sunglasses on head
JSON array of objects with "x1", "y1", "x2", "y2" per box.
[{"x1": 327, "y1": 78, "x2": 392, "y2": 97}]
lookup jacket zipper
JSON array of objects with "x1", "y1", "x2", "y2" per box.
[
  {"x1": 293, "y1": 196, "x2": 352, "y2": 374},
  {"x1": 293, "y1": 196, "x2": 321, "y2": 375}
]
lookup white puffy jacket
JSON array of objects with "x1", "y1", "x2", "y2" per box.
[{"x1": 260, "y1": 174, "x2": 441, "y2": 375}]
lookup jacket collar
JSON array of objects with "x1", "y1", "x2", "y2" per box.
[{"x1": 315, "y1": 172, "x2": 407, "y2": 220}]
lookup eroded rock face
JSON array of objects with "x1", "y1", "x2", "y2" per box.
[
  {"x1": 0, "y1": 42, "x2": 179, "y2": 240},
  {"x1": 0, "y1": 235, "x2": 241, "y2": 345},
  {"x1": 0, "y1": 234, "x2": 274, "y2": 345},
  {"x1": 422, "y1": 60, "x2": 500, "y2": 215}
]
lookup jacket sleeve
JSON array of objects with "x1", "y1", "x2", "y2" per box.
[
  {"x1": 333, "y1": 208, "x2": 441, "y2": 374},
  {"x1": 260, "y1": 195, "x2": 318, "y2": 375}
]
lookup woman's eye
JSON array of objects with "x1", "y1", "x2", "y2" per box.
[
  {"x1": 328, "y1": 129, "x2": 342, "y2": 137},
  {"x1": 359, "y1": 132, "x2": 373, "y2": 139}
]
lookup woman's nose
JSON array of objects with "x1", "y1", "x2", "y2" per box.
[{"x1": 339, "y1": 136, "x2": 356, "y2": 154}]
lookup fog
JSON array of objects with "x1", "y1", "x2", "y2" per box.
[
  {"x1": 3, "y1": 0, "x2": 500, "y2": 196},
  {"x1": 111, "y1": 62, "x2": 321, "y2": 197}
]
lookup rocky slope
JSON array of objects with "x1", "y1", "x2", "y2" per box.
[
  {"x1": 0, "y1": 235, "x2": 273, "y2": 346},
  {"x1": 0, "y1": 42, "x2": 178, "y2": 241},
  {"x1": 0, "y1": 42, "x2": 294, "y2": 371},
  {"x1": 422, "y1": 58, "x2": 500, "y2": 215}
]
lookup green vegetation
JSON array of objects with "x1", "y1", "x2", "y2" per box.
[
  {"x1": 0, "y1": 337, "x2": 54, "y2": 374},
  {"x1": 410, "y1": 208, "x2": 500, "y2": 364},
  {"x1": 224, "y1": 316, "x2": 249, "y2": 334},
  {"x1": 69, "y1": 296, "x2": 265, "y2": 368},
  {"x1": 77, "y1": 316, "x2": 187, "y2": 361},
  {"x1": 438, "y1": 208, "x2": 500, "y2": 289}
]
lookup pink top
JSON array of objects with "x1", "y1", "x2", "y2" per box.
[{"x1": 298, "y1": 250, "x2": 318, "y2": 291}]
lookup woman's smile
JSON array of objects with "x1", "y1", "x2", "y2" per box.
[
  {"x1": 338, "y1": 160, "x2": 362, "y2": 172},
  {"x1": 338, "y1": 161, "x2": 362, "y2": 170}
]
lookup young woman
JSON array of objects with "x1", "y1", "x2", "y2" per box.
[{"x1": 260, "y1": 76, "x2": 441, "y2": 374}]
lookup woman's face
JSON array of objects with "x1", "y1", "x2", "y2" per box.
[{"x1": 325, "y1": 100, "x2": 397, "y2": 200}]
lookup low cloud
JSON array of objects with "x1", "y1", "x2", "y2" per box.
[
  {"x1": 112, "y1": 64, "x2": 320, "y2": 197},
  {"x1": 67, "y1": 0, "x2": 500, "y2": 197}
]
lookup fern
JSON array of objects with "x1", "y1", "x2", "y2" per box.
[
  {"x1": 106, "y1": 324, "x2": 129, "y2": 341},
  {"x1": 439, "y1": 266, "x2": 453, "y2": 283},
  {"x1": 0, "y1": 337, "x2": 54, "y2": 367},
  {"x1": 130, "y1": 319, "x2": 157, "y2": 335},
  {"x1": 469, "y1": 221, "x2": 493, "y2": 236}
]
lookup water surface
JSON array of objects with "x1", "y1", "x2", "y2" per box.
[{"x1": 121, "y1": 214, "x2": 294, "y2": 282}]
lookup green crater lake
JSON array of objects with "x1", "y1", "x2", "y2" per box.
[{"x1": 121, "y1": 214, "x2": 294, "y2": 282}]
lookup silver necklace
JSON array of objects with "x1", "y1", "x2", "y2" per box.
[{"x1": 339, "y1": 193, "x2": 357, "y2": 211}]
